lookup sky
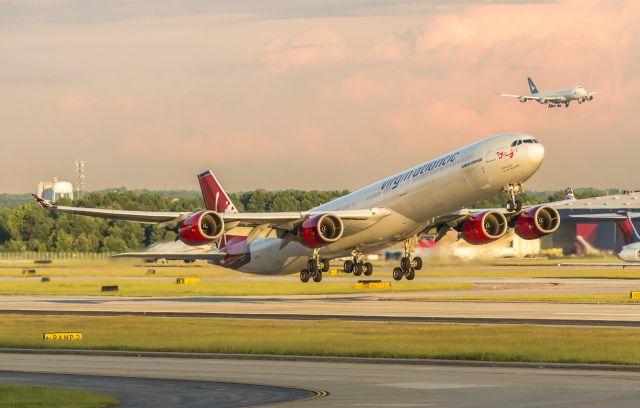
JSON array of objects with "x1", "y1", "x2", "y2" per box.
[{"x1": 1, "y1": 0, "x2": 639, "y2": 193}]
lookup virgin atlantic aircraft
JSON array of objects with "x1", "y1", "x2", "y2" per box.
[{"x1": 34, "y1": 133, "x2": 560, "y2": 282}]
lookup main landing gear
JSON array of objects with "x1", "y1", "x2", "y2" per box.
[
  {"x1": 392, "y1": 237, "x2": 422, "y2": 281},
  {"x1": 300, "y1": 248, "x2": 329, "y2": 283},
  {"x1": 342, "y1": 250, "x2": 373, "y2": 277},
  {"x1": 503, "y1": 183, "x2": 523, "y2": 213}
]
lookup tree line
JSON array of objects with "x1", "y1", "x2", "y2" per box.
[{"x1": 0, "y1": 187, "x2": 604, "y2": 253}]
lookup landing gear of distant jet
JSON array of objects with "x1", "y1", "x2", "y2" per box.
[
  {"x1": 393, "y1": 267, "x2": 403, "y2": 281},
  {"x1": 564, "y1": 102, "x2": 570, "y2": 108},
  {"x1": 343, "y1": 260, "x2": 354, "y2": 273},
  {"x1": 312, "y1": 270, "x2": 323, "y2": 283},
  {"x1": 504, "y1": 183, "x2": 523, "y2": 213},
  {"x1": 300, "y1": 269, "x2": 310, "y2": 283}
]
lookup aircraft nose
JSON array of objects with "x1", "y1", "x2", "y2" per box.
[{"x1": 527, "y1": 142, "x2": 545, "y2": 164}]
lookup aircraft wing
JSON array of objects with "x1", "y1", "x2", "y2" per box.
[
  {"x1": 33, "y1": 194, "x2": 392, "y2": 230},
  {"x1": 568, "y1": 211, "x2": 640, "y2": 220},
  {"x1": 112, "y1": 251, "x2": 226, "y2": 261},
  {"x1": 499, "y1": 94, "x2": 566, "y2": 102}
]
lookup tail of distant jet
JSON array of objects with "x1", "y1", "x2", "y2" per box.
[
  {"x1": 527, "y1": 77, "x2": 539, "y2": 94},
  {"x1": 197, "y1": 170, "x2": 238, "y2": 214},
  {"x1": 616, "y1": 212, "x2": 640, "y2": 245}
]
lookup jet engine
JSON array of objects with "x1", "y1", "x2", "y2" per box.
[
  {"x1": 519, "y1": 96, "x2": 527, "y2": 103},
  {"x1": 618, "y1": 246, "x2": 640, "y2": 263},
  {"x1": 539, "y1": 98, "x2": 548, "y2": 104},
  {"x1": 586, "y1": 95, "x2": 594, "y2": 101},
  {"x1": 460, "y1": 211, "x2": 508, "y2": 245},
  {"x1": 513, "y1": 205, "x2": 560, "y2": 240},
  {"x1": 299, "y1": 214, "x2": 344, "y2": 248},
  {"x1": 178, "y1": 210, "x2": 225, "y2": 246}
]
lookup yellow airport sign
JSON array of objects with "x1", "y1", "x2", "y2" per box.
[
  {"x1": 176, "y1": 277, "x2": 200, "y2": 284},
  {"x1": 630, "y1": 291, "x2": 640, "y2": 300},
  {"x1": 355, "y1": 281, "x2": 391, "y2": 289},
  {"x1": 43, "y1": 332, "x2": 83, "y2": 341}
]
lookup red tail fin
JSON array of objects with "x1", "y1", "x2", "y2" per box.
[{"x1": 197, "y1": 170, "x2": 238, "y2": 214}]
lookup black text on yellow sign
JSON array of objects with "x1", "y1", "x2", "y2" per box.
[
  {"x1": 43, "y1": 332, "x2": 83, "y2": 341},
  {"x1": 631, "y1": 291, "x2": 640, "y2": 300}
]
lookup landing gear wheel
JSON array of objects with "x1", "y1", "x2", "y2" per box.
[
  {"x1": 313, "y1": 271, "x2": 323, "y2": 283},
  {"x1": 363, "y1": 262, "x2": 373, "y2": 276},
  {"x1": 405, "y1": 268, "x2": 415, "y2": 280},
  {"x1": 506, "y1": 200, "x2": 515, "y2": 212},
  {"x1": 514, "y1": 200, "x2": 522, "y2": 212},
  {"x1": 321, "y1": 259, "x2": 330, "y2": 273},
  {"x1": 343, "y1": 260, "x2": 354, "y2": 273},
  {"x1": 400, "y1": 256, "x2": 411, "y2": 272},
  {"x1": 300, "y1": 269, "x2": 310, "y2": 283},
  {"x1": 353, "y1": 263, "x2": 363, "y2": 276},
  {"x1": 392, "y1": 267, "x2": 403, "y2": 281},
  {"x1": 307, "y1": 259, "x2": 318, "y2": 273},
  {"x1": 413, "y1": 257, "x2": 423, "y2": 271}
]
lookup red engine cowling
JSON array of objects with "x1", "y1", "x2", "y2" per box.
[
  {"x1": 178, "y1": 211, "x2": 225, "y2": 246},
  {"x1": 299, "y1": 214, "x2": 344, "y2": 248},
  {"x1": 514, "y1": 205, "x2": 560, "y2": 240},
  {"x1": 461, "y1": 211, "x2": 508, "y2": 245}
]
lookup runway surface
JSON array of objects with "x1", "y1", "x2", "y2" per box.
[
  {"x1": 1, "y1": 288, "x2": 639, "y2": 325},
  {"x1": 0, "y1": 371, "x2": 317, "y2": 407},
  {"x1": 1, "y1": 353, "x2": 639, "y2": 407}
]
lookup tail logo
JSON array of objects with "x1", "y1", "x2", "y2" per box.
[{"x1": 527, "y1": 77, "x2": 539, "y2": 94}]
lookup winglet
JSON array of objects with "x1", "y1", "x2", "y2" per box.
[{"x1": 32, "y1": 194, "x2": 52, "y2": 209}]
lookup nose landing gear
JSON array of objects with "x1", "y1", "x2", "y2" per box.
[{"x1": 504, "y1": 183, "x2": 523, "y2": 213}]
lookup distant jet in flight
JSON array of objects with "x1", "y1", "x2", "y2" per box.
[{"x1": 500, "y1": 77, "x2": 596, "y2": 108}]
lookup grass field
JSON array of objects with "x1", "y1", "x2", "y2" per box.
[
  {"x1": 0, "y1": 384, "x2": 117, "y2": 408},
  {"x1": 1, "y1": 314, "x2": 640, "y2": 365},
  {"x1": 390, "y1": 293, "x2": 640, "y2": 303},
  {"x1": 2, "y1": 257, "x2": 640, "y2": 279},
  {"x1": 0, "y1": 279, "x2": 473, "y2": 296}
]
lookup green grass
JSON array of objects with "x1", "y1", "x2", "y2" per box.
[
  {"x1": 389, "y1": 293, "x2": 640, "y2": 303},
  {"x1": 3, "y1": 257, "x2": 640, "y2": 279},
  {"x1": 0, "y1": 279, "x2": 472, "y2": 296},
  {"x1": 0, "y1": 384, "x2": 117, "y2": 408},
  {"x1": 1, "y1": 314, "x2": 640, "y2": 365}
]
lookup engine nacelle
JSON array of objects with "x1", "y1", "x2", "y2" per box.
[
  {"x1": 587, "y1": 95, "x2": 594, "y2": 101},
  {"x1": 461, "y1": 211, "x2": 508, "y2": 245},
  {"x1": 618, "y1": 246, "x2": 640, "y2": 263},
  {"x1": 519, "y1": 96, "x2": 527, "y2": 103},
  {"x1": 178, "y1": 211, "x2": 224, "y2": 246},
  {"x1": 539, "y1": 98, "x2": 548, "y2": 104},
  {"x1": 299, "y1": 214, "x2": 344, "y2": 248},
  {"x1": 514, "y1": 205, "x2": 560, "y2": 240}
]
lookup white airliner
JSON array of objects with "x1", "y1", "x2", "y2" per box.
[
  {"x1": 500, "y1": 77, "x2": 596, "y2": 108},
  {"x1": 34, "y1": 133, "x2": 560, "y2": 282}
]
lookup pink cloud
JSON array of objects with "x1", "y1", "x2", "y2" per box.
[{"x1": 261, "y1": 27, "x2": 347, "y2": 71}]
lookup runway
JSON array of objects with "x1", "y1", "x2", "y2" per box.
[
  {"x1": 1, "y1": 353, "x2": 640, "y2": 407},
  {"x1": 1, "y1": 290, "x2": 639, "y2": 326},
  {"x1": 0, "y1": 371, "x2": 317, "y2": 407}
]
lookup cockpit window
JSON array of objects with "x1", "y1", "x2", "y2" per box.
[{"x1": 513, "y1": 138, "x2": 540, "y2": 146}]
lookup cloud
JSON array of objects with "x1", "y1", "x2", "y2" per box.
[{"x1": 260, "y1": 27, "x2": 347, "y2": 71}]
